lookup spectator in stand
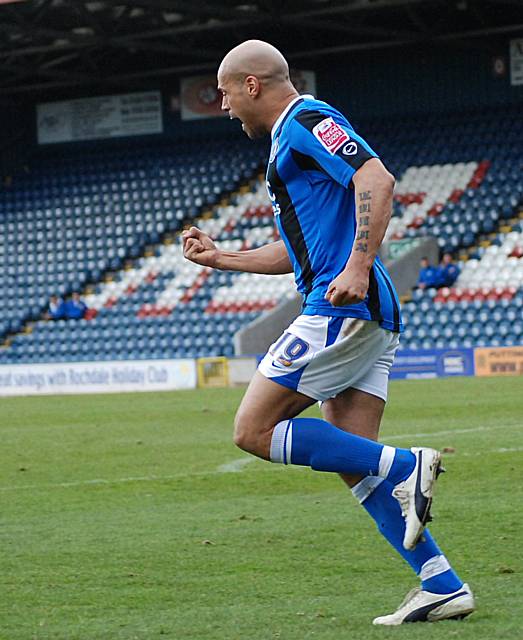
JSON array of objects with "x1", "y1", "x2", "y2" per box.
[
  {"x1": 45, "y1": 295, "x2": 66, "y2": 320},
  {"x1": 437, "y1": 253, "x2": 461, "y2": 288},
  {"x1": 416, "y1": 257, "x2": 439, "y2": 289},
  {"x1": 64, "y1": 292, "x2": 88, "y2": 320}
]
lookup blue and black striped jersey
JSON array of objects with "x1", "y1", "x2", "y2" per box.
[{"x1": 266, "y1": 95, "x2": 403, "y2": 333}]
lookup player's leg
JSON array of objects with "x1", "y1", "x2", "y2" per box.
[
  {"x1": 234, "y1": 370, "x2": 415, "y2": 485},
  {"x1": 322, "y1": 379, "x2": 473, "y2": 622},
  {"x1": 322, "y1": 386, "x2": 383, "y2": 488},
  {"x1": 234, "y1": 317, "x2": 441, "y2": 550},
  {"x1": 234, "y1": 370, "x2": 315, "y2": 456},
  {"x1": 323, "y1": 387, "x2": 464, "y2": 590}
]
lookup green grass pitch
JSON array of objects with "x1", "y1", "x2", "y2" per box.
[{"x1": 1, "y1": 376, "x2": 522, "y2": 639}]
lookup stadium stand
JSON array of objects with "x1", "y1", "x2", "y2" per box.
[
  {"x1": 0, "y1": 138, "x2": 266, "y2": 362},
  {"x1": 1, "y1": 106, "x2": 522, "y2": 363},
  {"x1": 384, "y1": 106, "x2": 523, "y2": 351}
]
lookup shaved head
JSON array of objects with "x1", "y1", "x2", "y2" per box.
[
  {"x1": 217, "y1": 40, "x2": 298, "y2": 139},
  {"x1": 218, "y1": 40, "x2": 290, "y2": 86}
]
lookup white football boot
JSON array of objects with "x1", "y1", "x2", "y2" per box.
[
  {"x1": 392, "y1": 447, "x2": 444, "y2": 550},
  {"x1": 372, "y1": 583, "x2": 475, "y2": 625}
]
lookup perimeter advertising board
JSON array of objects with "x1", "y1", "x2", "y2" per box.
[
  {"x1": 0, "y1": 359, "x2": 196, "y2": 397},
  {"x1": 391, "y1": 348, "x2": 475, "y2": 380},
  {"x1": 474, "y1": 346, "x2": 523, "y2": 377}
]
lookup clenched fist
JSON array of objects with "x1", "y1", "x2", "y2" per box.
[
  {"x1": 182, "y1": 226, "x2": 220, "y2": 268},
  {"x1": 325, "y1": 265, "x2": 369, "y2": 306}
]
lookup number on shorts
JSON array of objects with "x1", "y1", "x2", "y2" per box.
[
  {"x1": 270, "y1": 333, "x2": 310, "y2": 366},
  {"x1": 283, "y1": 336, "x2": 309, "y2": 361}
]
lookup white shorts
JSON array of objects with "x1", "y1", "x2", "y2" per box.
[{"x1": 258, "y1": 315, "x2": 400, "y2": 402}]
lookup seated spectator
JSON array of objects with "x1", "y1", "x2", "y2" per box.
[
  {"x1": 45, "y1": 295, "x2": 66, "y2": 320},
  {"x1": 64, "y1": 292, "x2": 88, "y2": 320},
  {"x1": 416, "y1": 257, "x2": 439, "y2": 289},
  {"x1": 437, "y1": 252, "x2": 461, "y2": 288}
]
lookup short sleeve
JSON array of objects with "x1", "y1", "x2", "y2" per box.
[{"x1": 289, "y1": 109, "x2": 378, "y2": 187}]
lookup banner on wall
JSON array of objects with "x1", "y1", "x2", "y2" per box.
[
  {"x1": 510, "y1": 38, "x2": 523, "y2": 86},
  {"x1": 180, "y1": 70, "x2": 317, "y2": 121},
  {"x1": 37, "y1": 91, "x2": 163, "y2": 144},
  {"x1": 391, "y1": 348, "x2": 475, "y2": 380},
  {"x1": 0, "y1": 359, "x2": 196, "y2": 397},
  {"x1": 180, "y1": 75, "x2": 226, "y2": 121},
  {"x1": 474, "y1": 346, "x2": 523, "y2": 377}
]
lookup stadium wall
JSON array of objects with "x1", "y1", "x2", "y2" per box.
[
  {"x1": 317, "y1": 44, "x2": 523, "y2": 119},
  {"x1": 0, "y1": 103, "x2": 34, "y2": 177},
  {"x1": 1, "y1": 39, "x2": 522, "y2": 167}
]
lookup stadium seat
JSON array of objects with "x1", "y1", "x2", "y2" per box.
[{"x1": 3, "y1": 109, "x2": 523, "y2": 362}]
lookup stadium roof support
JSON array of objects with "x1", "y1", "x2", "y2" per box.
[{"x1": 0, "y1": 0, "x2": 522, "y2": 99}]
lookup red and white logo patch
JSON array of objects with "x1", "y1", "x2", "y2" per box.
[{"x1": 312, "y1": 117, "x2": 349, "y2": 155}]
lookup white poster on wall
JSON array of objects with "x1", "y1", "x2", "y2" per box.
[
  {"x1": 0, "y1": 359, "x2": 196, "y2": 397},
  {"x1": 510, "y1": 38, "x2": 523, "y2": 86},
  {"x1": 37, "y1": 91, "x2": 163, "y2": 144}
]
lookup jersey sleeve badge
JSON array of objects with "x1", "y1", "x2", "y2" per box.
[{"x1": 312, "y1": 116, "x2": 350, "y2": 154}]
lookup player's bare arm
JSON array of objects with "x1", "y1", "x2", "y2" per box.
[
  {"x1": 326, "y1": 158, "x2": 395, "y2": 307},
  {"x1": 182, "y1": 226, "x2": 292, "y2": 274}
]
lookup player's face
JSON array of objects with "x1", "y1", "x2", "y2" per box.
[{"x1": 217, "y1": 72, "x2": 265, "y2": 140}]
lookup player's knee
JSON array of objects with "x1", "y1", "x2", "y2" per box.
[
  {"x1": 233, "y1": 429, "x2": 260, "y2": 455},
  {"x1": 233, "y1": 412, "x2": 255, "y2": 452},
  {"x1": 233, "y1": 410, "x2": 268, "y2": 457},
  {"x1": 233, "y1": 428, "x2": 252, "y2": 453}
]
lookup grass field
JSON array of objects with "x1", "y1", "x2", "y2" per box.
[{"x1": 1, "y1": 376, "x2": 522, "y2": 639}]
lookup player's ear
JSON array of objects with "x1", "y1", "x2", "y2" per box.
[{"x1": 244, "y1": 75, "x2": 260, "y2": 98}]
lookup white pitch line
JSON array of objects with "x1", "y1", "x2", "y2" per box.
[
  {"x1": 385, "y1": 423, "x2": 516, "y2": 441},
  {"x1": 216, "y1": 457, "x2": 256, "y2": 473},
  {"x1": 0, "y1": 459, "x2": 258, "y2": 493},
  {"x1": 0, "y1": 423, "x2": 519, "y2": 493},
  {"x1": 0, "y1": 473, "x2": 197, "y2": 492},
  {"x1": 462, "y1": 446, "x2": 523, "y2": 456}
]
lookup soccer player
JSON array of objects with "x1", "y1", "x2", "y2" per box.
[{"x1": 183, "y1": 40, "x2": 474, "y2": 624}]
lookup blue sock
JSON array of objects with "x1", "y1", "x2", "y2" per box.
[
  {"x1": 353, "y1": 477, "x2": 463, "y2": 594},
  {"x1": 270, "y1": 417, "x2": 415, "y2": 483}
]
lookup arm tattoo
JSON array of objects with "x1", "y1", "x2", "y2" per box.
[{"x1": 355, "y1": 190, "x2": 371, "y2": 254}]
